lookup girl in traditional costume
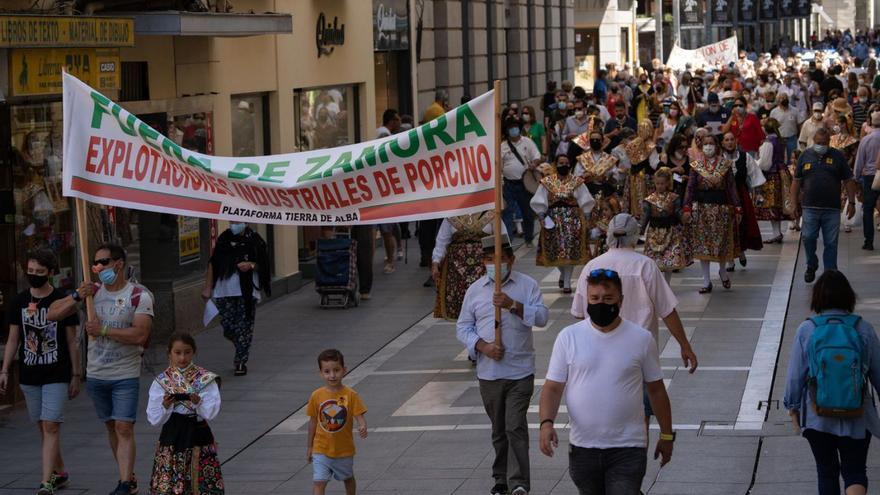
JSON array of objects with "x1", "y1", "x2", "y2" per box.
[
  {"x1": 621, "y1": 119, "x2": 659, "y2": 220},
  {"x1": 683, "y1": 134, "x2": 741, "y2": 294},
  {"x1": 640, "y1": 167, "x2": 690, "y2": 284},
  {"x1": 753, "y1": 118, "x2": 791, "y2": 243},
  {"x1": 576, "y1": 126, "x2": 623, "y2": 258},
  {"x1": 531, "y1": 143, "x2": 596, "y2": 293},
  {"x1": 430, "y1": 212, "x2": 504, "y2": 319},
  {"x1": 148, "y1": 333, "x2": 223, "y2": 495}
]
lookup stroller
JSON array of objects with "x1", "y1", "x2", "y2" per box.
[{"x1": 315, "y1": 230, "x2": 359, "y2": 309}]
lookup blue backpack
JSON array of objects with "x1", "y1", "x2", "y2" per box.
[{"x1": 806, "y1": 314, "x2": 866, "y2": 418}]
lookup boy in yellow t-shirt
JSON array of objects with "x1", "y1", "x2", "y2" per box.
[{"x1": 307, "y1": 349, "x2": 367, "y2": 495}]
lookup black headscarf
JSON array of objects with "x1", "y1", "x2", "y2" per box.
[{"x1": 210, "y1": 227, "x2": 271, "y2": 318}]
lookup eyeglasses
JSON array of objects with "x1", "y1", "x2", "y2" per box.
[
  {"x1": 733, "y1": 104, "x2": 744, "y2": 108},
  {"x1": 93, "y1": 258, "x2": 114, "y2": 267},
  {"x1": 589, "y1": 268, "x2": 620, "y2": 280}
]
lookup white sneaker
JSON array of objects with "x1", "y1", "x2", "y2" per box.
[
  {"x1": 396, "y1": 249, "x2": 404, "y2": 260},
  {"x1": 511, "y1": 487, "x2": 528, "y2": 495}
]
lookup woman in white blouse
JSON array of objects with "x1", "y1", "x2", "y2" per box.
[{"x1": 147, "y1": 333, "x2": 224, "y2": 494}]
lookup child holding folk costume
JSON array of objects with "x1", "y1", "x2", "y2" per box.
[
  {"x1": 640, "y1": 167, "x2": 691, "y2": 284},
  {"x1": 147, "y1": 333, "x2": 223, "y2": 495},
  {"x1": 530, "y1": 142, "x2": 596, "y2": 293}
]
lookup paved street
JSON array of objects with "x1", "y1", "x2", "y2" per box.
[{"x1": 1, "y1": 222, "x2": 879, "y2": 494}]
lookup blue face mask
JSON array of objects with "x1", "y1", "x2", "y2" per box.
[
  {"x1": 98, "y1": 266, "x2": 118, "y2": 285},
  {"x1": 814, "y1": 144, "x2": 828, "y2": 155},
  {"x1": 485, "y1": 263, "x2": 510, "y2": 282},
  {"x1": 558, "y1": 101, "x2": 567, "y2": 110},
  {"x1": 508, "y1": 127, "x2": 521, "y2": 138},
  {"x1": 230, "y1": 223, "x2": 246, "y2": 235}
]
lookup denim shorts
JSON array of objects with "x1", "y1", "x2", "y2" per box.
[
  {"x1": 569, "y1": 444, "x2": 647, "y2": 494},
  {"x1": 86, "y1": 377, "x2": 140, "y2": 423},
  {"x1": 20, "y1": 382, "x2": 68, "y2": 423},
  {"x1": 312, "y1": 454, "x2": 354, "y2": 482}
]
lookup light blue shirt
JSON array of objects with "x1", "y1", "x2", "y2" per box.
[
  {"x1": 853, "y1": 129, "x2": 880, "y2": 178},
  {"x1": 783, "y1": 310, "x2": 880, "y2": 439},
  {"x1": 456, "y1": 271, "x2": 549, "y2": 381}
]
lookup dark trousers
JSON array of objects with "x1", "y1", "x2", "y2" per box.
[
  {"x1": 502, "y1": 179, "x2": 535, "y2": 242},
  {"x1": 862, "y1": 176, "x2": 879, "y2": 244},
  {"x1": 351, "y1": 225, "x2": 375, "y2": 295},
  {"x1": 804, "y1": 429, "x2": 871, "y2": 495},
  {"x1": 417, "y1": 219, "x2": 441, "y2": 264},
  {"x1": 478, "y1": 375, "x2": 534, "y2": 490},
  {"x1": 568, "y1": 445, "x2": 647, "y2": 495}
]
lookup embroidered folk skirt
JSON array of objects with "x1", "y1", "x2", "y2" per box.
[
  {"x1": 537, "y1": 204, "x2": 590, "y2": 267},
  {"x1": 752, "y1": 171, "x2": 789, "y2": 221},
  {"x1": 644, "y1": 218, "x2": 691, "y2": 271},
  {"x1": 433, "y1": 237, "x2": 485, "y2": 320},
  {"x1": 689, "y1": 202, "x2": 738, "y2": 263},
  {"x1": 150, "y1": 413, "x2": 224, "y2": 495}
]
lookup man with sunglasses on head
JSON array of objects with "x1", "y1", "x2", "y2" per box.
[
  {"x1": 48, "y1": 243, "x2": 154, "y2": 495},
  {"x1": 539, "y1": 268, "x2": 674, "y2": 494}
]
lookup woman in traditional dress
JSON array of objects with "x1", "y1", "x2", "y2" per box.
[
  {"x1": 430, "y1": 212, "x2": 503, "y2": 320},
  {"x1": 753, "y1": 118, "x2": 791, "y2": 243},
  {"x1": 721, "y1": 131, "x2": 763, "y2": 271},
  {"x1": 640, "y1": 167, "x2": 690, "y2": 284},
  {"x1": 622, "y1": 119, "x2": 659, "y2": 220},
  {"x1": 531, "y1": 143, "x2": 596, "y2": 293},
  {"x1": 683, "y1": 134, "x2": 741, "y2": 294},
  {"x1": 576, "y1": 127, "x2": 623, "y2": 258},
  {"x1": 148, "y1": 333, "x2": 223, "y2": 495}
]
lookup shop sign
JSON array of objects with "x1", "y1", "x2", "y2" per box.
[
  {"x1": 796, "y1": 0, "x2": 811, "y2": 17},
  {"x1": 10, "y1": 47, "x2": 120, "y2": 97},
  {"x1": 316, "y1": 13, "x2": 345, "y2": 58},
  {"x1": 0, "y1": 16, "x2": 133, "y2": 48},
  {"x1": 739, "y1": 0, "x2": 758, "y2": 23},
  {"x1": 780, "y1": 0, "x2": 796, "y2": 18},
  {"x1": 760, "y1": 0, "x2": 778, "y2": 20},
  {"x1": 178, "y1": 216, "x2": 201, "y2": 264},
  {"x1": 680, "y1": 0, "x2": 704, "y2": 28},
  {"x1": 710, "y1": 0, "x2": 733, "y2": 25},
  {"x1": 373, "y1": 0, "x2": 408, "y2": 51}
]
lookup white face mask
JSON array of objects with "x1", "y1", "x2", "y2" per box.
[
  {"x1": 702, "y1": 144, "x2": 717, "y2": 157},
  {"x1": 575, "y1": 110, "x2": 585, "y2": 119},
  {"x1": 522, "y1": 114, "x2": 532, "y2": 123}
]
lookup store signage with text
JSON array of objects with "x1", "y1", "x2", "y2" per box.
[
  {"x1": 0, "y1": 16, "x2": 133, "y2": 48},
  {"x1": 316, "y1": 13, "x2": 345, "y2": 58},
  {"x1": 374, "y1": 0, "x2": 409, "y2": 51},
  {"x1": 10, "y1": 47, "x2": 120, "y2": 96},
  {"x1": 62, "y1": 73, "x2": 497, "y2": 226}
]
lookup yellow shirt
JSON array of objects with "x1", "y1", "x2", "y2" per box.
[
  {"x1": 423, "y1": 101, "x2": 446, "y2": 123},
  {"x1": 307, "y1": 385, "x2": 367, "y2": 458}
]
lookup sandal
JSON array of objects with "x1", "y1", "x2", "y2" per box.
[
  {"x1": 699, "y1": 284, "x2": 713, "y2": 294},
  {"x1": 763, "y1": 235, "x2": 783, "y2": 244},
  {"x1": 722, "y1": 279, "x2": 732, "y2": 290}
]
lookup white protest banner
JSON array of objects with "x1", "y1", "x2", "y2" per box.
[
  {"x1": 666, "y1": 36, "x2": 739, "y2": 71},
  {"x1": 62, "y1": 73, "x2": 495, "y2": 225}
]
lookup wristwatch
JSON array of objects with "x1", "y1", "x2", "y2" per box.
[
  {"x1": 659, "y1": 432, "x2": 676, "y2": 442},
  {"x1": 71, "y1": 290, "x2": 82, "y2": 302}
]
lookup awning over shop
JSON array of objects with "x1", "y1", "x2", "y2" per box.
[{"x1": 131, "y1": 11, "x2": 292, "y2": 37}]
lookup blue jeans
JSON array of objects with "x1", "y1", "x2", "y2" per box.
[
  {"x1": 569, "y1": 445, "x2": 647, "y2": 495},
  {"x1": 502, "y1": 179, "x2": 535, "y2": 243},
  {"x1": 862, "y1": 176, "x2": 879, "y2": 244},
  {"x1": 784, "y1": 135, "x2": 798, "y2": 162},
  {"x1": 801, "y1": 207, "x2": 841, "y2": 271},
  {"x1": 85, "y1": 377, "x2": 140, "y2": 423},
  {"x1": 804, "y1": 429, "x2": 870, "y2": 495}
]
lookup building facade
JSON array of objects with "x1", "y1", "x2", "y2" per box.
[
  {"x1": 0, "y1": 0, "x2": 379, "y2": 371},
  {"x1": 412, "y1": 0, "x2": 575, "y2": 116}
]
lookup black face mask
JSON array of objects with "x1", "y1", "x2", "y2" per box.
[
  {"x1": 587, "y1": 302, "x2": 620, "y2": 327},
  {"x1": 556, "y1": 165, "x2": 571, "y2": 176},
  {"x1": 590, "y1": 139, "x2": 603, "y2": 150},
  {"x1": 27, "y1": 274, "x2": 48, "y2": 289}
]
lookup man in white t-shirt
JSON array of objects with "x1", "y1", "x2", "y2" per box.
[
  {"x1": 539, "y1": 268, "x2": 674, "y2": 493},
  {"x1": 500, "y1": 117, "x2": 542, "y2": 246}
]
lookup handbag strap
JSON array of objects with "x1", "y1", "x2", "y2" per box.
[{"x1": 506, "y1": 138, "x2": 528, "y2": 177}]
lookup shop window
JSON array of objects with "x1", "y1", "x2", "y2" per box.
[
  {"x1": 9, "y1": 102, "x2": 75, "y2": 291},
  {"x1": 575, "y1": 29, "x2": 599, "y2": 92},
  {"x1": 294, "y1": 85, "x2": 360, "y2": 259}
]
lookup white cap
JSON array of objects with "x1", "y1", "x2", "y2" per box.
[
  {"x1": 812, "y1": 102, "x2": 824, "y2": 111},
  {"x1": 605, "y1": 213, "x2": 640, "y2": 249}
]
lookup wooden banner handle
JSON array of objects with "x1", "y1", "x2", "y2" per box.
[
  {"x1": 75, "y1": 198, "x2": 97, "y2": 324},
  {"x1": 493, "y1": 80, "x2": 503, "y2": 348}
]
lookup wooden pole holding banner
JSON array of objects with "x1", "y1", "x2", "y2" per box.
[
  {"x1": 493, "y1": 80, "x2": 503, "y2": 348},
  {"x1": 74, "y1": 198, "x2": 97, "y2": 328}
]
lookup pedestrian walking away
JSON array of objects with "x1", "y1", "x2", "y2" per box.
[{"x1": 202, "y1": 222, "x2": 270, "y2": 376}]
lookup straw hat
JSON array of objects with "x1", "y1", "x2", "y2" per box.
[{"x1": 830, "y1": 97, "x2": 852, "y2": 115}]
